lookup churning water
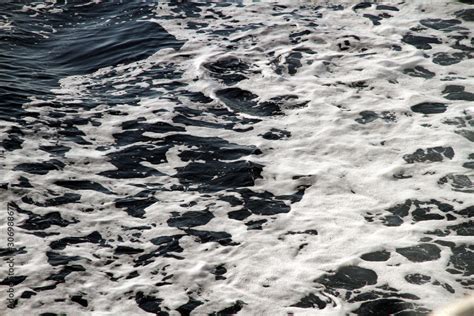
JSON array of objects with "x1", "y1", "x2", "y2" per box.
[{"x1": 0, "y1": 1, "x2": 473, "y2": 315}]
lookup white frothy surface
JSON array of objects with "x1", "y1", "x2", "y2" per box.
[{"x1": 1, "y1": 1, "x2": 473, "y2": 315}]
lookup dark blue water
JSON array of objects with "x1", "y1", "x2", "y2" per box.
[{"x1": 0, "y1": 1, "x2": 183, "y2": 122}]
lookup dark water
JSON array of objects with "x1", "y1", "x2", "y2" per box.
[{"x1": 0, "y1": 1, "x2": 182, "y2": 122}]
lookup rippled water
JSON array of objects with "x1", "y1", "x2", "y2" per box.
[{"x1": 1, "y1": 1, "x2": 473, "y2": 315}]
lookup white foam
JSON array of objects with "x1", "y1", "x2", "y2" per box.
[{"x1": 2, "y1": 1, "x2": 473, "y2": 315}]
